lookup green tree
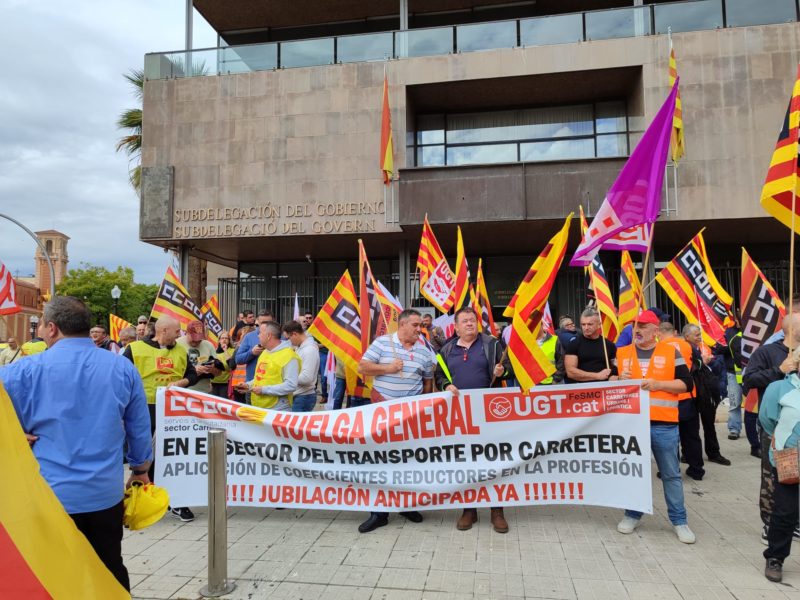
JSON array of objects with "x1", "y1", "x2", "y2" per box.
[
  {"x1": 115, "y1": 69, "x2": 143, "y2": 192},
  {"x1": 56, "y1": 264, "x2": 158, "y2": 328}
]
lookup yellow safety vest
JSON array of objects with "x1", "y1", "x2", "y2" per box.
[
  {"x1": 128, "y1": 340, "x2": 188, "y2": 405},
  {"x1": 21, "y1": 340, "x2": 47, "y2": 356},
  {"x1": 729, "y1": 332, "x2": 743, "y2": 384},
  {"x1": 539, "y1": 335, "x2": 558, "y2": 385},
  {"x1": 211, "y1": 347, "x2": 234, "y2": 384},
  {"x1": 251, "y1": 346, "x2": 300, "y2": 409}
]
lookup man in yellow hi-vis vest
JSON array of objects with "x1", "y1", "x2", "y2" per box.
[{"x1": 236, "y1": 321, "x2": 299, "y2": 410}]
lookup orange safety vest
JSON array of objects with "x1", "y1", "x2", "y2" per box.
[
  {"x1": 616, "y1": 342, "x2": 685, "y2": 423},
  {"x1": 662, "y1": 338, "x2": 694, "y2": 401},
  {"x1": 230, "y1": 364, "x2": 247, "y2": 388}
]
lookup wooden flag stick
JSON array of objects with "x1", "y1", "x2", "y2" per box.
[
  {"x1": 632, "y1": 222, "x2": 656, "y2": 337},
  {"x1": 789, "y1": 184, "x2": 796, "y2": 348}
]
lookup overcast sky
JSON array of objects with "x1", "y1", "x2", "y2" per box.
[{"x1": 0, "y1": 1, "x2": 216, "y2": 284}]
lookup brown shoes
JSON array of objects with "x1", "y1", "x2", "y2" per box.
[
  {"x1": 456, "y1": 508, "x2": 478, "y2": 530},
  {"x1": 490, "y1": 508, "x2": 509, "y2": 533}
]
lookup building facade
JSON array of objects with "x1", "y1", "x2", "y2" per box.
[{"x1": 140, "y1": 0, "x2": 800, "y2": 325}]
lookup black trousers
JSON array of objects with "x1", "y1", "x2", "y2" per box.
[
  {"x1": 697, "y1": 400, "x2": 722, "y2": 459},
  {"x1": 70, "y1": 501, "x2": 129, "y2": 591},
  {"x1": 744, "y1": 411, "x2": 761, "y2": 451},
  {"x1": 679, "y1": 413, "x2": 704, "y2": 477},
  {"x1": 764, "y1": 469, "x2": 799, "y2": 563}
]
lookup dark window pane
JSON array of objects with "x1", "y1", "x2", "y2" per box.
[
  {"x1": 417, "y1": 114, "x2": 445, "y2": 144},
  {"x1": 726, "y1": 0, "x2": 797, "y2": 27},
  {"x1": 596, "y1": 101, "x2": 627, "y2": 133},
  {"x1": 456, "y1": 20, "x2": 517, "y2": 53},
  {"x1": 586, "y1": 6, "x2": 651, "y2": 41},
  {"x1": 280, "y1": 37, "x2": 334, "y2": 68},
  {"x1": 596, "y1": 133, "x2": 628, "y2": 157},
  {"x1": 654, "y1": 0, "x2": 723, "y2": 34},
  {"x1": 417, "y1": 145, "x2": 445, "y2": 166},
  {"x1": 520, "y1": 13, "x2": 583, "y2": 46},
  {"x1": 336, "y1": 32, "x2": 393, "y2": 63},
  {"x1": 398, "y1": 27, "x2": 452, "y2": 58},
  {"x1": 447, "y1": 144, "x2": 517, "y2": 166},
  {"x1": 520, "y1": 139, "x2": 594, "y2": 161}
]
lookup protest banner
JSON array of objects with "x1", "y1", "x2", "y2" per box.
[{"x1": 156, "y1": 381, "x2": 652, "y2": 514}]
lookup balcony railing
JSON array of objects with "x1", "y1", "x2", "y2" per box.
[{"x1": 144, "y1": 0, "x2": 799, "y2": 79}]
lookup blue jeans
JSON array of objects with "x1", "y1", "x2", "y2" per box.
[
  {"x1": 292, "y1": 393, "x2": 317, "y2": 412},
  {"x1": 331, "y1": 377, "x2": 346, "y2": 410},
  {"x1": 319, "y1": 350, "x2": 329, "y2": 399},
  {"x1": 625, "y1": 424, "x2": 687, "y2": 525},
  {"x1": 727, "y1": 373, "x2": 742, "y2": 434},
  {"x1": 349, "y1": 397, "x2": 371, "y2": 408}
]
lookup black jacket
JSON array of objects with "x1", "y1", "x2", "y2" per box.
[
  {"x1": 713, "y1": 327, "x2": 743, "y2": 373},
  {"x1": 741, "y1": 341, "x2": 788, "y2": 402},
  {"x1": 434, "y1": 333, "x2": 511, "y2": 391}
]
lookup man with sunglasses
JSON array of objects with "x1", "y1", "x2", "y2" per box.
[{"x1": 434, "y1": 307, "x2": 511, "y2": 533}]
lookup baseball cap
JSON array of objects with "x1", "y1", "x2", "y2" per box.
[{"x1": 636, "y1": 310, "x2": 661, "y2": 325}]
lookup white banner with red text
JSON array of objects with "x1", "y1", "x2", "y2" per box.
[{"x1": 155, "y1": 381, "x2": 652, "y2": 513}]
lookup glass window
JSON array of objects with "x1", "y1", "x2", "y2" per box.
[
  {"x1": 417, "y1": 114, "x2": 445, "y2": 144},
  {"x1": 446, "y1": 106, "x2": 593, "y2": 144},
  {"x1": 219, "y1": 44, "x2": 277, "y2": 74},
  {"x1": 726, "y1": 0, "x2": 797, "y2": 27},
  {"x1": 595, "y1": 101, "x2": 626, "y2": 133},
  {"x1": 585, "y1": 6, "x2": 651, "y2": 41},
  {"x1": 456, "y1": 21, "x2": 517, "y2": 53},
  {"x1": 520, "y1": 139, "x2": 594, "y2": 162},
  {"x1": 336, "y1": 32, "x2": 393, "y2": 63},
  {"x1": 519, "y1": 13, "x2": 583, "y2": 47},
  {"x1": 654, "y1": 0, "x2": 723, "y2": 34},
  {"x1": 447, "y1": 144, "x2": 517, "y2": 166},
  {"x1": 417, "y1": 145, "x2": 445, "y2": 166},
  {"x1": 596, "y1": 134, "x2": 628, "y2": 157},
  {"x1": 398, "y1": 26, "x2": 453, "y2": 58},
  {"x1": 280, "y1": 37, "x2": 334, "y2": 68}
]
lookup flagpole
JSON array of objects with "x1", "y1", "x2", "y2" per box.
[
  {"x1": 692, "y1": 286, "x2": 706, "y2": 344},
  {"x1": 632, "y1": 222, "x2": 656, "y2": 335},
  {"x1": 789, "y1": 171, "x2": 796, "y2": 348},
  {"x1": 359, "y1": 238, "x2": 400, "y2": 371},
  {"x1": 599, "y1": 310, "x2": 611, "y2": 371}
]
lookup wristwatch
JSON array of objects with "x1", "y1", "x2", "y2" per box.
[{"x1": 132, "y1": 468, "x2": 148, "y2": 475}]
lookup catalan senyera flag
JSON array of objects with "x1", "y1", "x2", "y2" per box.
[
  {"x1": 308, "y1": 270, "x2": 363, "y2": 375},
  {"x1": 0, "y1": 383, "x2": 129, "y2": 599},
  {"x1": 740, "y1": 248, "x2": 786, "y2": 364},
  {"x1": 618, "y1": 250, "x2": 645, "y2": 326},
  {"x1": 355, "y1": 240, "x2": 391, "y2": 398},
  {"x1": 468, "y1": 283, "x2": 483, "y2": 332},
  {"x1": 200, "y1": 294, "x2": 224, "y2": 345},
  {"x1": 380, "y1": 73, "x2": 394, "y2": 185},
  {"x1": 476, "y1": 259, "x2": 498, "y2": 336},
  {"x1": 589, "y1": 256, "x2": 619, "y2": 342},
  {"x1": 451, "y1": 226, "x2": 470, "y2": 311},
  {"x1": 416, "y1": 216, "x2": 455, "y2": 312},
  {"x1": 376, "y1": 279, "x2": 401, "y2": 336},
  {"x1": 505, "y1": 215, "x2": 572, "y2": 390},
  {"x1": 150, "y1": 266, "x2": 203, "y2": 328},
  {"x1": 760, "y1": 64, "x2": 800, "y2": 233},
  {"x1": 109, "y1": 314, "x2": 132, "y2": 344},
  {"x1": 542, "y1": 302, "x2": 555, "y2": 336},
  {"x1": 655, "y1": 230, "x2": 733, "y2": 346},
  {"x1": 0, "y1": 261, "x2": 21, "y2": 315},
  {"x1": 669, "y1": 39, "x2": 685, "y2": 162}
]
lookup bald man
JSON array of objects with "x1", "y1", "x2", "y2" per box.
[{"x1": 123, "y1": 316, "x2": 198, "y2": 522}]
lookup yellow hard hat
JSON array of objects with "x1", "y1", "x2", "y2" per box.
[{"x1": 123, "y1": 482, "x2": 170, "y2": 530}]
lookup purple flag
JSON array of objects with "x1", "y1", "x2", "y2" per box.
[{"x1": 570, "y1": 80, "x2": 679, "y2": 266}]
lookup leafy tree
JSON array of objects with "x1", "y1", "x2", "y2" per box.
[
  {"x1": 116, "y1": 69, "x2": 143, "y2": 192},
  {"x1": 56, "y1": 264, "x2": 158, "y2": 328}
]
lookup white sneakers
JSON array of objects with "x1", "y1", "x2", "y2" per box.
[
  {"x1": 617, "y1": 516, "x2": 696, "y2": 544},
  {"x1": 673, "y1": 524, "x2": 696, "y2": 544},
  {"x1": 617, "y1": 516, "x2": 640, "y2": 534}
]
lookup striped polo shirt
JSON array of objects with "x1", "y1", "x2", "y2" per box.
[{"x1": 362, "y1": 333, "x2": 435, "y2": 399}]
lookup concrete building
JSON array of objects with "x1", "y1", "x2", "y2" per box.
[{"x1": 140, "y1": 0, "x2": 800, "y2": 325}]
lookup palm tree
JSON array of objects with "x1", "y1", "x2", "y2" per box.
[{"x1": 116, "y1": 69, "x2": 143, "y2": 192}]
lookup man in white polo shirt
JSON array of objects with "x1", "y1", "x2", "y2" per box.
[{"x1": 356, "y1": 308, "x2": 435, "y2": 533}]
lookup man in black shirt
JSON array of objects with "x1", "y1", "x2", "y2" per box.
[{"x1": 564, "y1": 308, "x2": 616, "y2": 383}]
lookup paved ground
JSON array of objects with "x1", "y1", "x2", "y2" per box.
[{"x1": 128, "y1": 418, "x2": 800, "y2": 600}]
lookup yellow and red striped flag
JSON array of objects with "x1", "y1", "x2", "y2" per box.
[
  {"x1": 450, "y1": 226, "x2": 470, "y2": 311},
  {"x1": 468, "y1": 283, "x2": 483, "y2": 332},
  {"x1": 476, "y1": 259, "x2": 498, "y2": 336},
  {"x1": 588, "y1": 257, "x2": 619, "y2": 342},
  {"x1": 761, "y1": 64, "x2": 800, "y2": 233},
  {"x1": 308, "y1": 270, "x2": 363, "y2": 375},
  {"x1": 0, "y1": 383, "x2": 129, "y2": 599},
  {"x1": 669, "y1": 39, "x2": 685, "y2": 162},
  {"x1": 109, "y1": 314, "x2": 132, "y2": 344},
  {"x1": 380, "y1": 73, "x2": 394, "y2": 186},
  {"x1": 618, "y1": 250, "x2": 645, "y2": 326},
  {"x1": 740, "y1": 248, "x2": 786, "y2": 364},
  {"x1": 656, "y1": 230, "x2": 733, "y2": 346},
  {"x1": 416, "y1": 216, "x2": 455, "y2": 312},
  {"x1": 200, "y1": 294, "x2": 224, "y2": 345},
  {"x1": 505, "y1": 215, "x2": 572, "y2": 390},
  {"x1": 150, "y1": 266, "x2": 203, "y2": 329}
]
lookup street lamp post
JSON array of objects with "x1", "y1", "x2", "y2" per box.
[
  {"x1": 111, "y1": 285, "x2": 122, "y2": 315},
  {"x1": 29, "y1": 315, "x2": 39, "y2": 341}
]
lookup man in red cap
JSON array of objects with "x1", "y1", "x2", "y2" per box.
[{"x1": 615, "y1": 309, "x2": 697, "y2": 544}]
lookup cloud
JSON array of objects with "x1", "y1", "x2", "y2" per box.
[{"x1": 0, "y1": 1, "x2": 216, "y2": 284}]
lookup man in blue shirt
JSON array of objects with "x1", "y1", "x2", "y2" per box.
[
  {"x1": 1, "y1": 296, "x2": 152, "y2": 591},
  {"x1": 235, "y1": 309, "x2": 275, "y2": 400}
]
